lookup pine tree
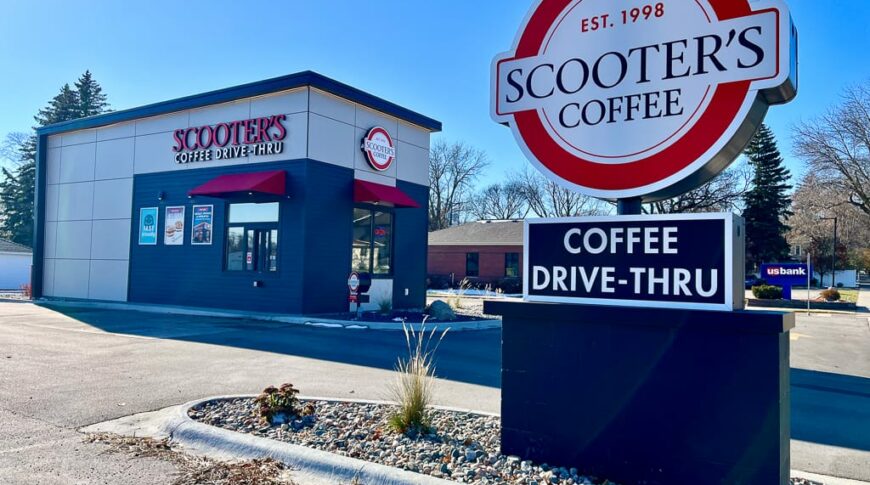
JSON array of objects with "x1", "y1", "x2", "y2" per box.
[
  {"x1": 742, "y1": 124, "x2": 793, "y2": 271},
  {"x1": 75, "y1": 70, "x2": 109, "y2": 118},
  {"x1": 0, "y1": 72, "x2": 110, "y2": 246}
]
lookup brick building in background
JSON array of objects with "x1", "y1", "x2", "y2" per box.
[{"x1": 427, "y1": 220, "x2": 523, "y2": 287}]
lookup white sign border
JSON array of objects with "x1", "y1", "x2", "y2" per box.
[{"x1": 523, "y1": 213, "x2": 739, "y2": 312}]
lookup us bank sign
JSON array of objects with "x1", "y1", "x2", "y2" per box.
[{"x1": 492, "y1": 0, "x2": 797, "y2": 201}]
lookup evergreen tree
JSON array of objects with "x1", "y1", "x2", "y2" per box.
[
  {"x1": 742, "y1": 124, "x2": 793, "y2": 271},
  {"x1": 75, "y1": 70, "x2": 109, "y2": 117},
  {"x1": 0, "y1": 73, "x2": 109, "y2": 246}
]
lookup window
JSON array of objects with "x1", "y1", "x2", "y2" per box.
[
  {"x1": 466, "y1": 252, "x2": 479, "y2": 277},
  {"x1": 352, "y1": 207, "x2": 393, "y2": 275},
  {"x1": 226, "y1": 202, "x2": 279, "y2": 272},
  {"x1": 505, "y1": 252, "x2": 520, "y2": 277}
]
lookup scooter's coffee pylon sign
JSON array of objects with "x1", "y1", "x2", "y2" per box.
[{"x1": 492, "y1": 0, "x2": 797, "y2": 201}]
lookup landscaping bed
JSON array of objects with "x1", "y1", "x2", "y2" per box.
[
  {"x1": 190, "y1": 397, "x2": 612, "y2": 485},
  {"x1": 747, "y1": 298, "x2": 858, "y2": 311}
]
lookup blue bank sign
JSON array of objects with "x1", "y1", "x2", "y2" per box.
[
  {"x1": 760, "y1": 263, "x2": 810, "y2": 285},
  {"x1": 524, "y1": 213, "x2": 745, "y2": 311}
]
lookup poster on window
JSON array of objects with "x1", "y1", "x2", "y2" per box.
[
  {"x1": 191, "y1": 205, "x2": 213, "y2": 245},
  {"x1": 138, "y1": 207, "x2": 158, "y2": 245},
  {"x1": 164, "y1": 206, "x2": 185, "y2": 246}
]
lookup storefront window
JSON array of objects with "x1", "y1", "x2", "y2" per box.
[
  {"x1": 352, "y1": 207, "x2": 393, "y2": 276},
  {"x1": 466, "y1": 252, "x2": 479, "y2": 277},
  {"x1": 226, "y1": 202, "x2": 279, "y2": 272},
  {"x1": 505, "y1": 252, "x2": 520, "y2": 277}
]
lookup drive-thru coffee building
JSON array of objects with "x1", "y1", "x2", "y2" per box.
[{"x1": 31, "y1": 72, "x2": 440, "y2": 314}]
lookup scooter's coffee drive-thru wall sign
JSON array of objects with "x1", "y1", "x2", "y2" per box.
[{"x1": 492, "y1": 0, "x2": 797, "y2": 311}]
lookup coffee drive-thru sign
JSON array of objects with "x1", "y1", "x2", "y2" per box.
[
  {"x1": 492, "y1": 0, "x2": 797, "y2": 200},
  {"x1": 487, "y1": 1, "x2": 798, "y2": 483}
]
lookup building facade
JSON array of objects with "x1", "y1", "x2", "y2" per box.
[
  {"x1": 33, "y1": 72, "x2": 440, "y2": 314},
  {"x1": 427, "y1": 220, "x2": 523, "y2": 286},
  {"x1": 0, "y1": 239, "x2": 32, "y2": 290}
]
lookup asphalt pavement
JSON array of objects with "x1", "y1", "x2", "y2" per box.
[{"x1": 0, "y1": 300, "x2": 868, "y2": 483}]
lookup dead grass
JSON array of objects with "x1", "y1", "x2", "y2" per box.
[
  {"x1": 84, "y1": 433, "x2": 296, "y2": 485},
  {"x1": 388, "y1": 319, "x2": 448, "y2": 433}
]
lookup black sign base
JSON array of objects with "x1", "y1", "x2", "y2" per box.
[{"x1": 484, "y1": 300, "x2": 794, "y2": 485}]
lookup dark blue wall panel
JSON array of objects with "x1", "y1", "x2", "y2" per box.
[
  {"x1": 128, "y1": 159, "x2": 427, "y2": 315},
  {"x1": 300, "y1": 162, "x2": 355, "y2": 314},
  {"x1": 392, "y1": 181, "x2": 429, "y2": 310},
  {"x1": 130, "y1": 160, "x2": 339, "y2": 314}
]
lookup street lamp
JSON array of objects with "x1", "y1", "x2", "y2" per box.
[{"x1": 819, "y1": 216, "x2": 839, "y2": 288}]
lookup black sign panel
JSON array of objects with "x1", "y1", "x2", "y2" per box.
[{"x1": 525, "y1": 214, "x2": 743, "y2": 311}]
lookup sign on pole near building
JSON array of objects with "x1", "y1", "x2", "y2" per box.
[
  {"x1": 526, "y1": 214, "x2": 744, "y2": 311},
  {"x1": 491, "y1": 0, "x2": 797, "y2": 201},
  {"x1": 488, "y1": 1, "x2": 799, "y2": 483}
]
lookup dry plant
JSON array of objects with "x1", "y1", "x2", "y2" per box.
[
  {"x1": 84, "y1": 433, "x2": 295, "y2": 485},
  {"x1": 448, "y1": 277, "x2": 472, "y2": 310},
  {"x1": 388, "y1": 318, "x2": 449, "y2": 434}
]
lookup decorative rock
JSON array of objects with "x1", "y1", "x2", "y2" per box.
[{"x1": 427, "y1": 300, "x2": 457, "y2": 321}]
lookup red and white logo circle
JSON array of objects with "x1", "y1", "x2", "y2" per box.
[
  {"x1": 362, "y1": 127, "x2": 396, "y2": 171},
  {"x1": 492, "y1": 0, "x2": 797, "y2": 201}
]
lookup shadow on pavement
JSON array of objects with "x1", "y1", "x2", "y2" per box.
[
  {"x1": 38, "y1": 304, "x2": 870, "y2": 453},
  {"x1": 43, "y1": 304, "x2": 503, "y2": 389},
  {"x1": 791, "y1": 368, "x2": 870, "y2": 451}
]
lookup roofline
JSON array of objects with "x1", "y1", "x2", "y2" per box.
[{"x1": 36, "y1": 71, "x2": 442, "y2": 136}]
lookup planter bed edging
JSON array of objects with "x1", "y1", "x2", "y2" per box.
[{"x1": 163, "y1": 395, "x2": 463, "y2": 485}]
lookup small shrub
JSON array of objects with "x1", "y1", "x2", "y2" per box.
[
  {"x1": 752, "y1": 285, "x2": 783, "y2": 300},
  {"x1": 820, "y1": 288, "x2": 841, "y2": 301},
  {"x1": 388, "y1": 318, "x2": 448, "y2": 434},
  {"x1": 426, "y1": 274, "x2": 451, "y2": 290},
  {"x1": 254, "y1": 383, "x2": 301, "y2": 425},
  {"x1": 811, "y1": 277, "x2": 819, "y2": 287},
  {"x1": 836, "y1": 282, "x2": 844, "y2": 288},
  {"x1": 495, "y1": 277, "x2": 522, "y2": 294},
  {"x1": 377, "y1": 296, "x2": 392, "y2": 315},
  {"x1": 20, "y1": 283, "x2": 32, "y2": 299}
]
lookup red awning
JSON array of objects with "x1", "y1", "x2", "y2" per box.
[
  {"x1": 353, "y1": 180, "x2": 420, "y2": 208},
  {"x1": 188, "y1": 170, "x2": 287, "y2": 199}
]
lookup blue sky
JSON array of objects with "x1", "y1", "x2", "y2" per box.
[{"x1": 1, "y1": 0, "x2": 868, "y2": 184}]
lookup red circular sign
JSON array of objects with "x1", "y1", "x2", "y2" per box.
[
  {"x1": 492, "y1": 0, "x2": 796, "y2": 201},
  {"x1": 362, "y1": 127, "x2": 396, "y2": 171}
]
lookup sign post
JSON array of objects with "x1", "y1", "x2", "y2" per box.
[{"x1": 486, "y1": 1, "x2": 798, "y2": 483}]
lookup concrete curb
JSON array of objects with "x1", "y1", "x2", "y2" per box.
[
  {"x1": 36, "y1": 299, "x2": 501, "y2": 332},
  {"x1": 163, "y1": 395, "x2": 461, "y2": 485}
]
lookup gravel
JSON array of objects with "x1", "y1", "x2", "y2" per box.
[{"x1": 189, "y1": 398, "x2": 823, "y2": 485}]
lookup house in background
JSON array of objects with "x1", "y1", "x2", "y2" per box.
[
  {"x1": 0, "y1": 239, "x2": 32, "y2": 290},
  {"x1": 428, "y1": 220, "x2": 523, "y2": 287}
]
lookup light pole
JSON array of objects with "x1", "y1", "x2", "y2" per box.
[{"x1": 820, "y1": 216, "x2": 839, "y2": 288}]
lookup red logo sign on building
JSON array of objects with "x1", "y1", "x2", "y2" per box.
[
  {"x1": 492, "y1": 0, "x2": 797, "y2": 201},
  {"x1": 362, "y1": 127, "x2": 396, "y2": 171}
]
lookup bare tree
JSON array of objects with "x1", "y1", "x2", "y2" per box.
[
  {"x1": 0, "y1": 132, "x2": 30, "y2": 169},
  {"x1": 428, "y1": 140, "x2": 489, "y2": 231},
  {"x1": 470, "y1": 181, "x2": 529, "y2": 220},
  {"x1": 646, "y1": 162, "x2": 752, "y2": 214},
  {"x1": 787, "y1": 172, "x2": 870, "y2": 279},
  {"x1": 793, "y1": 83, "x2": 870, "y2": 217},
  {"x1": 516, "y1": 168, "x2": 609, "y2": 217}
]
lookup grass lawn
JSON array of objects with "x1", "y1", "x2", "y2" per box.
[{"x1": 838, "y1": 288, "x2": 859, "y2": 303}]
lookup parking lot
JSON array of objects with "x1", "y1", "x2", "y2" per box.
[{"x1": 0, "y1": 300, "x2": 868, "y2": 483}]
